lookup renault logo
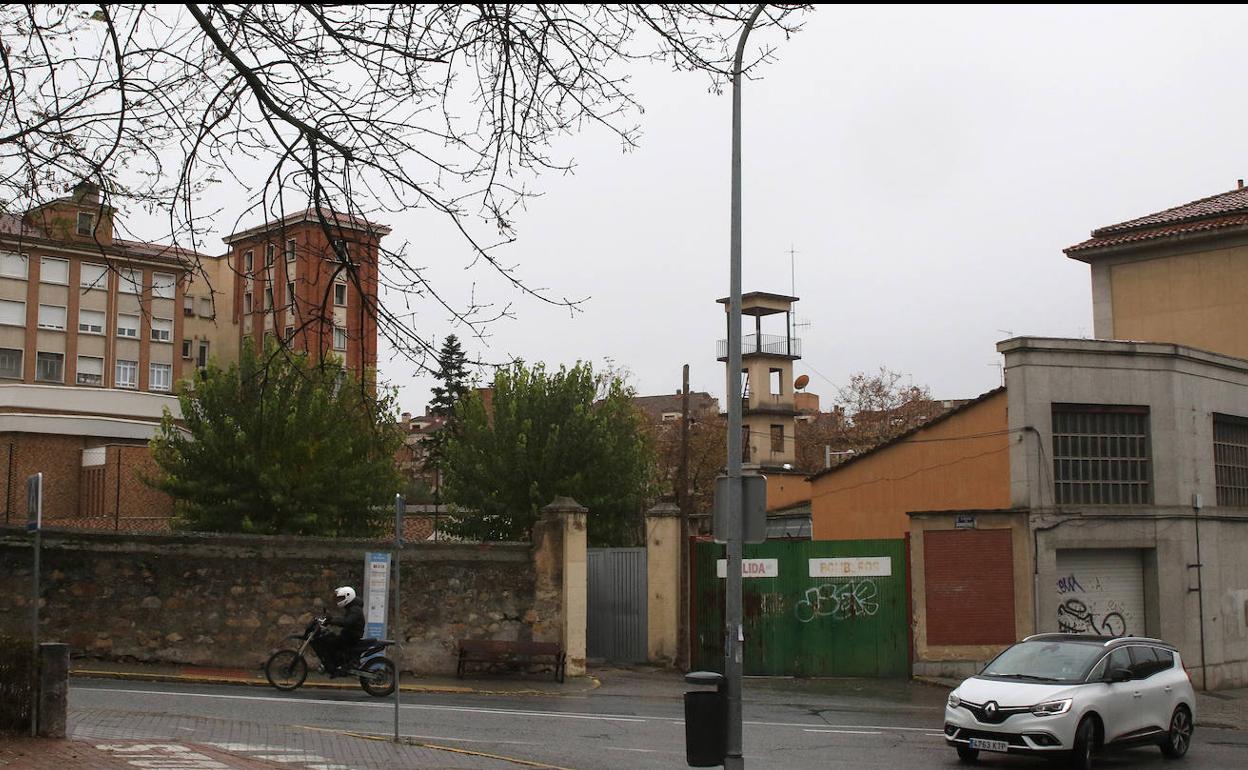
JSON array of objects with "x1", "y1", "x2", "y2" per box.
[{"x1": 984, "y1": 701, "x2": 999, "y2": 719}]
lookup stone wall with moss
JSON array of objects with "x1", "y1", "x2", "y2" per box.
[{"x1": 0, "y1": 527, "x2": 562, "y2": 675}]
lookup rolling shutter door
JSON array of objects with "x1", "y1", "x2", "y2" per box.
[{"x1": 1054, "y1": 549, "x2": 1145, "y2": 637}]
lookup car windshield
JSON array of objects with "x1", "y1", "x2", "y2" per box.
[{"x1": 981, "y1": 641, "x2": 1102, "y2": 683}]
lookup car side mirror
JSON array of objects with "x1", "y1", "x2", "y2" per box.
[{"x1": 1106, "y1": 667, "x2": 1132, "y2": 683}]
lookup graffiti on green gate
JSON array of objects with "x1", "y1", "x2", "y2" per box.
[
  {"x1": 794, "y1": 578, "x2": 880, "y2": 622},
  {"x1": 691, "y1": 538, "x2": 910, "y2": 677}
]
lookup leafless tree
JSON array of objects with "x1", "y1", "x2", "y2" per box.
[
  {"x1": 0, "y1": 4, "x2": 808, "y2": 372},
  {"x1": 796, "y1": 367, "x2": 948, "y2": 471}
]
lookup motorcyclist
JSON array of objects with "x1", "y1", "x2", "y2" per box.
[{"x1": 316, "y1": 586, "x2": 365, "y2": 675}]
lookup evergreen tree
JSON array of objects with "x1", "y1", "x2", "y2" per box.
[
  {"x1": 147, "y1": 339, "x2": 403, "y2": 536},
  {"x1": 440, "y1": 361, "x2": 654, "y2": 546},
  {"x1": 428, "y1": 335, "x2": 470, "y2": 416}
]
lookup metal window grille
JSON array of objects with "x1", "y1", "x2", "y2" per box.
[
  {"x1": 1214, "y1": 413, "x2": 1248, "y2": 507},
  {"x1": 1051, "y1": 405, "x2": 1152, "y2": 505}
]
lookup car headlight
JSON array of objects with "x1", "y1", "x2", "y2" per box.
[
  {"x1": 1030, "y1": 699, "x2": 1072, "y2": 716},
  {"x1": 947, "y1": 693, "x2": 961, "y2": 708}
]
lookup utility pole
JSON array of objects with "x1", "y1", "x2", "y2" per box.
[
  {"x1": 725, "y1": 6, "x2": 766, "y2": 768},
  {"x1": 677, "y1": 364, "x2": 691, "y2": 671}
]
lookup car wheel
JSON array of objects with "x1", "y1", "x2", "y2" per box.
[
  {"x1": 955, "y1": 745, "x2": 979, "y2": 763},
  {"x1": 1069, "y1": 717, "x2": 1096, "y2": 770},
  {"x1": 1160, "y1": 706, "x2": 1193, "y2": 759}
]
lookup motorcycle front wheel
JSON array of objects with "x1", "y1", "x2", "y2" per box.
[
  {"x1": 359, "y1": 657, "x2": 396, "y2": 697},
  {"x1": 265, "y1": 649, "x2": 308, "y2": 691}
]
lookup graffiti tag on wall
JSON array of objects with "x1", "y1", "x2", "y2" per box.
[
  {"x1": 1055, "y1": 572, "x2": 1132, "y2": 637},
  {"x1": 794, "y1": 579, "x2": 879, "y2": 623}
]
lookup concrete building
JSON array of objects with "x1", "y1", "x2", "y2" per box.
[
  {"x1": 1, "y1": 184, "x2": 388, "y2": 530},
  {"x1": 717, "y1": 292, "x2": 810, "y2": 514},
  {"x1": 804, "y1": 184, "x2": 1248, "y2": 689},
  {"x1": 807, "y1": 388, "x2": 1010, "y2": 541},
  {"x1": 1067, "y1": 181, "x2": 1248, "y2": 358},
  {"x1": 0, "y1": 182, "x2": 210, "y2": 393},
  {"x1": 810, "y1": 337, "x2": 1248, "y2": 689}
]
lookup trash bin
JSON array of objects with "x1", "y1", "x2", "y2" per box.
[{"x1": 684, "y1": 671, "x2": 726, "y2": 767}]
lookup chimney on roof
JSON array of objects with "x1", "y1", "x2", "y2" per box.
[
  {"x1": 71, "y1": 180, "x2": 100, "y2": 204},
  {"x1": 1239, "y1": 179, "x2": 1244, "y2": 190}
]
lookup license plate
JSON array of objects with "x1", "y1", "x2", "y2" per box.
[{"x1": 968, "y1": 738, "x2": 1010, "y2": 753}]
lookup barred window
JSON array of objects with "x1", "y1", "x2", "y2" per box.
[
  {"x1": 1051, "y1": 404, "x2": 1151, "y2": 505},
  {"x1": 1214, "y1": 414, "x2": 1248, "y2": 507}
]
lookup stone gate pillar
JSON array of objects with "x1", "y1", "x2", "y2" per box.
[
  {"x1": 645, "y1": 502, "x2": 680, "y2": 665},
  {"x1": 534, "y1": 496, "x2": 588, "y2": 677}
]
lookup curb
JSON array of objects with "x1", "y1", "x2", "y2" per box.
[{"x1": 71, "y1": 668, "x2": 600, "y2": 697}]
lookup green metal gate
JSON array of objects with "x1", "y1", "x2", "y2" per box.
[{"x1": 691, "y1": 539, "x2": 909, "y2": 677}]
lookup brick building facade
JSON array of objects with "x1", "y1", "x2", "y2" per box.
[{"x1": 0, "y1": 184, "x2": 388, "y2": 530}]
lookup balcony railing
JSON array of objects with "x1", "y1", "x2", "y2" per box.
[{"x1": 717, "y1": 334, "x2": 801, "y2": 359}]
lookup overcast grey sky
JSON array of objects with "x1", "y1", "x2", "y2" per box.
[{"x1": 145, "y1": 5, "x2": 1248, "y2": 412}]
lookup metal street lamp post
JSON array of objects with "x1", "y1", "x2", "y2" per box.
[{"x1": 725, "y1": 5, "x2": 767, "y2": 769}]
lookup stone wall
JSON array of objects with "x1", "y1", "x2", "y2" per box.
[{"x1": 0, "y1": 525, "x2": 565, "y2": 676}]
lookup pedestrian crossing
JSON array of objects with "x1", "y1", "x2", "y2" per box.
[{"x1": 201, "y1": 742, "x2": 357, "y2": 770}]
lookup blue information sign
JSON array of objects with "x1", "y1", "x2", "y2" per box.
[{"x1": 363, "y1": 551, "x2": 391, "y2": 639}]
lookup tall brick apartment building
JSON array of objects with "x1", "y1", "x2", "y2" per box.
[
  {"x1": 224, "y1": 209, "x2": 386, "y2": 381},
  {"x1": 0, "y1": 182, "x2": 387, "y2": 529}
]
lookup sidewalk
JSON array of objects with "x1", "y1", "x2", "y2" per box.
[
  {"x1": 0, "y1": 738, "x2": 294, "y2": 770},
  {"x1": 71, "y1": 659, "x2": 598, "y2": 697}
]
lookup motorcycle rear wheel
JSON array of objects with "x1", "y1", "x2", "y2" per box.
[
  {"x1": 265, "y1": 649, "x2": 308, "y2": 691},
  {"x1": 360, "y1": 657, "x2": 396, "y2": 697}
]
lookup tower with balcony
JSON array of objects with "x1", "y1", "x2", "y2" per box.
[{"x1": 717, "y1": 292, "x2": 801, "y2": 471}]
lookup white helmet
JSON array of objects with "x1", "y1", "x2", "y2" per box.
[{"x1": 334, "y1": 586, "x2": 356, "y2": 607}]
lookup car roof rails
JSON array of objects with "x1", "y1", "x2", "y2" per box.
[
  {"x1": 1022, "y1": 633, "x2": 1111, "y2": 643},
  {"x1": 1102, "y1": 635, "x2": 1175, "y2": 649}
]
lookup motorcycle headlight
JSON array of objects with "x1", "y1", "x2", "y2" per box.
[
  {"x1": 947, "y1": 692, "x2": 961, "y2": 708},
  {"x1": 1030, "y1": 699, "x2": 1072, "y2": 716}
]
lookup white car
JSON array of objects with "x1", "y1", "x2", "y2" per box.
[{"x1": 944, "y1": 634, "x2": 1195, "y2": 769}]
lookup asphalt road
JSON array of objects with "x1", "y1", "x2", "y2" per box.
[{"x1": 69, "y1": 678, "x2": 1248, "y2": 769}]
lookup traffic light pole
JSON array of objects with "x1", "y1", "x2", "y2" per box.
[{"x1": 725, "y1": 6, "x2": 766, "y2": 769}]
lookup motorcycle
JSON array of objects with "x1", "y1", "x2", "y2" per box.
[{"x1": 264, "y1": 614, "x2": 397, "y2": 697}]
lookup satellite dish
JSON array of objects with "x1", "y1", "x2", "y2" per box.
[{"x1": 794, "y1": 374, "x2": 809, "y2": 391}]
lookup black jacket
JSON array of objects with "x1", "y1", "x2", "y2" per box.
[{"x1": 328, "y1": 597, "x2": 366, "y2": 640}]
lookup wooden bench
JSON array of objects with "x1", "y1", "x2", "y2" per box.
[{"x1": 456, "y1": 639, "x2": 566, "y2": 683}]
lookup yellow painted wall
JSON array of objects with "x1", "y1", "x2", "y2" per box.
[
  {"x1": 810, "y1": 391, "x2": 1011, "y2": 541},
  {"x1": 1110, "y1": 246, "x2": 1248, "y2": 358},
  {"x1": 766, "y1": 472, "x2": 810, "y2": 512}
]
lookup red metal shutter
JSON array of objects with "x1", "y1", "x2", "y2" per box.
[{"x1": 924, "y1": 529, "x2": 1016, "y2": 646}]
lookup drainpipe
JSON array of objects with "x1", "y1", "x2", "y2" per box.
[
  {"x1": 5, "y1": 442, "x2": 12, "y2": 525},
  {"x1": 114, "y1": 447, "x2": 122, "y2": 532},
  {"x1": 1191, "y1": 493, "x2": 1208, "y2": 690}
]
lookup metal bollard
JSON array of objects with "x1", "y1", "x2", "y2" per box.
[
  {"x1": 684, "y1": 670, "x2": 727, "y2": 767},
  {"x1": 37, "y1": 643, "x2": 69, "y2": 738}
]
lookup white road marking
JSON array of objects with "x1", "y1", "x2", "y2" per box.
[
  {"x1": 76, "y1": 686, "x2": 939, "y2": 737},
  {"x1": 93, "y1": 744, "x2": 232, "y2": 769},
  {"x1": 404, "y1": 734, "x2": 543, "y2": 747},
  {"x1": 249, "y1": 755, "x2": 328, "y2": 763},
  {"x1": 804, "y1": 729, "x2": 884, "y2": 735}
]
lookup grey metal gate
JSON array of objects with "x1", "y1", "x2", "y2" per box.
[{"x1": 587, "y1": 547, "x2": 648, "y2": 663}]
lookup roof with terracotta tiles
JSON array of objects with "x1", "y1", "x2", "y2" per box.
[
  {"x1": 224, "y1": 207, "x2": 392, "y2": 243},
  {"x1": 1066, "y1": 185, "x2": 1248, "y2": 258}
]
